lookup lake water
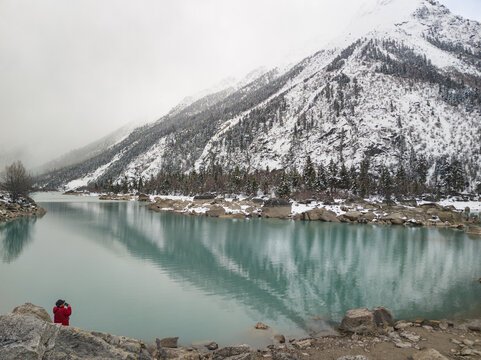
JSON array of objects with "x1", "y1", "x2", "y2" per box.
[{"x1": 0, "y1": 193, "x2": 480, "y2": 347}]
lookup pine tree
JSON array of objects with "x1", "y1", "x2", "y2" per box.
[
  {"x1": 328, "y1": 159, "x2": 338, "y2": 193},
  {"x1": 338, "y1": 162, "x2": 350, "y2": 190},
  {"x1": 443, "y1": 158, "x2": 465, "y2": 195},
  {"x1": 316, "y1": 165, "x2": 327, "y2": 193},
  {"x1": 349, "y1": 165, "x2": 358, "y2": 193},
  {"x1": 379, "y1": 166, "x2": 393, "y2": 200},
  {"x1": 276, "y1": 171, "x2": 291, "y2": 199},
  {"x1": 303, "y1": 156, "x2": 316, "y2": 190},
  {"x1": 394, "y1": 165, "x2": 408, "y2": 198},
  {"x1": 358, "y1": 157, "x2": 371, "y2": 198}
]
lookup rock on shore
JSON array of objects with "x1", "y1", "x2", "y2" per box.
[
  {"x1": 0, "y1": 192, "x2": 46, "y2": 223},
  {"x1": 1, "y1": 303, "x2": 480, "y2": 360},
  {"x1": 145, "y1": 196, "x2": 479, "y2": 230}
]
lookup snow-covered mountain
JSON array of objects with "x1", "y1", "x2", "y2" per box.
[{"x1": 38, "y1": 0, "x2": 481, "y2": 191}]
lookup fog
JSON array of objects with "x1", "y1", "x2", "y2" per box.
[{"x1": 0, "y1": 0, "x2": 479, "y2": 171}]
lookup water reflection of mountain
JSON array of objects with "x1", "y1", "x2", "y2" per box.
[
  {"x1": 0, "y1": 217, "x2": 37, "y2": 263},
  {"x1": 53, "y1": 201, "x2": 481, "y2": 324}
]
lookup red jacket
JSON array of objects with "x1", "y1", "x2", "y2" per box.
[{"x1": 53, "y1": 305, "x2": 72, "y2": 326}]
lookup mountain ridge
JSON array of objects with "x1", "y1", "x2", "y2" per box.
[{"x1": 37, "y1": 0, "x2": 481, "y2": 194}]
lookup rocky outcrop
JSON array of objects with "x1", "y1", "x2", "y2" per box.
[
  {"x1": 0, "y1": 194, "x2": 46, "y2": 223},
  {"x1": 143, "y1": 194, "x2": 478, "y2": 229},
  {"x1": 0, "y1": 312, "x2": 153, "y2": 359},
  {"x1": 0, "y1": 304, "x2": 193, "y2": 360},
  {"x1": 339, "y1": 307, "x2": 394, "y2": 334},
  {"x1": 12, "y1": 303, "x2": 52, "y2": 323}
]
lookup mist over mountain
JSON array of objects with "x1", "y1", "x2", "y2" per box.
[{"x1": 38, "y1": 0, "x2": 481, "y2": 193}]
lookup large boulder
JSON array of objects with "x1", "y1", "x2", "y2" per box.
[
  {"x1": 372, "y1": 306, "x2": 394, "y2": 327},
  {"x1": 303, "y1": 208, "x2": 339, "y2": 222},
  {"x1": 262, "y1": 199, "x2": 292, "y2": 219},
  {"x1": 341, "y1": 211, "x2": 363, "y2": 222},
  {"x1": 12, "y1": 303, "x2": 52, "y2": 323},
  {"x1": 206, "y1": 205, "x2": 226, "y2": 218},
  {"x1": 383, "y1": 212, "x2": 405, "y2": 225},
  {"x1": 340, "y1": 307, "x2": 394, "y2": 334},
  {"x1": 339, "y1": 308, "x2": 376, "y2": 334}
]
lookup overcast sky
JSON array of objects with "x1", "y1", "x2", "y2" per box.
[{"x1": 0, "y1": 0, "x2": 480, "y2": 170}]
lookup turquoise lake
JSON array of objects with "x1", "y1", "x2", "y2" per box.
[{"x1": 0, "y1": 193, "x2": 480, "y2": 347}]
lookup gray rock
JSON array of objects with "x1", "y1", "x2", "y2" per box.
[
  {"x1": 254, "y1": 322, "x2": 269, "y2": 329},
  {"x1": 460, "y1": 348, "x2": 474, "y2": 356},
  {"x1": 274, "y1": 334, "x2": 286, "y2": 343},
  {"x1": 272, "y1": 352, "x2": 300, "y2": 360},
  {"x1": 339, "y1": 308, "x2": 376, "y2": 334},
  {"x1": 206, "y1": 205, "x2": 226, "y2": 217},
  {"x1": 261, "y1": 203, "x2": 292, "y2": 219},
  {"x1": 206, "y1": 342, "x2": 219, "y2": 350},
  {"x1": 411, "y1": 348, "x2": 448, "y2": 360},
  {"x1": 383, "y1": 212, "x2": 405, "y2": 225},
  {"x1": 336, "y1": 356, "x2": 369, "y2": 360},
  {"x1": 302, "y1": 208, "x2": 339, "y2": 222},
  {"x1": 12, "y1": 302, "x2": 52, "y2": 323},
  {"x1": 459, "y1": 319, "x2": 481, "y2": 332},
  {"x1": 342, "y1": 211, "x2": 364, "y2": 222},
  {"x1": 400, "y1": 330, "x2": 420, "y2": 342},
  {"x1": 395, "y1": 342, "x2": 411, "y2": 348},
  {"x1": 372, "y1": 306, "x2": 394, "y2": 328},
  {"x1": 213, "y1": 344, "x2": 253, "y2": 360},
  {"x1": 394, "y1": 321, "x2": 412, "y2": 330},
  {"x1": 156, "y1": 336, "x2": 179, "y2": 348},
  {"x1": 294, "y1": 339, "x2": 312, "y2": 349}
]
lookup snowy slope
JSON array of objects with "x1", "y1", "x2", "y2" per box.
[{"x1": 39, "y1": 0, "x2": 481, "y2": 190}]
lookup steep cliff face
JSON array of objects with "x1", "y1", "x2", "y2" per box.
[{"x1": 38, "y1": 0, "x2": 481, "y2": 190}]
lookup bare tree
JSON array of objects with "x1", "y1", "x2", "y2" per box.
[{"x1": 1, "y1": 161, "x2": 33, "y2": 201}]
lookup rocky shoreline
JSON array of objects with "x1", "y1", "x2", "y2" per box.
[
  {"x1": 143, "y1": 195, "x2": 481, "y2": 235},
  {"x1": 0, "y1": 192, "x2": 46, "y2": 223},
  {"x1": 1, "y1": 303, "x2": 480, "y2": 360}
]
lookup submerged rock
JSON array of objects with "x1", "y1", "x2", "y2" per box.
[{"x1": 254, "y1": 322, "x2": 269, "y2": 330}]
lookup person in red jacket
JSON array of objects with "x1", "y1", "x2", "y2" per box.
[{"x1": 53, "y1": 299, "x2": 72, "y2": 326}]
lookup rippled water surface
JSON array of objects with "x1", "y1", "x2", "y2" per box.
[{"x1": 0, "y1": 193, "x2": 480, "y2": 346}]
